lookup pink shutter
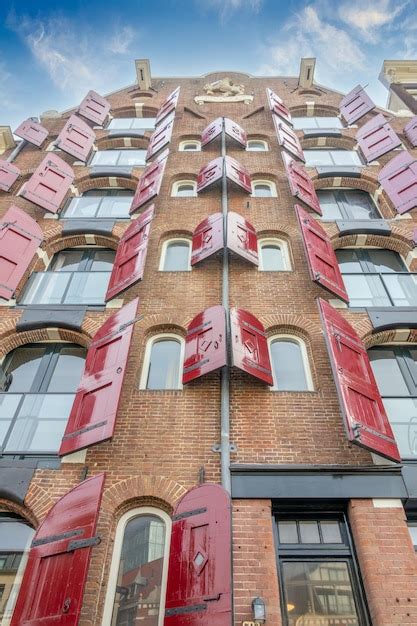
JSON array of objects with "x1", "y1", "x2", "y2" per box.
[
  {"x1": 339, "y1": 85, "x2": 375, "y2": 125},
  {"x1": 224, "y1": 156, "x2": 251, "y2": 193},
  {"x1": 78, "y1": 90, "x2": 111, "y2": 126},
  {"x1": 14, "y1": 118, "x2": 49, "y2": 147},
  {"x1": 191, "y1": 213, "x2": 224, "y2": 265},
  {"x1": 183, "y1": 306, "x2": 227, "y2": 383},
  {"x1": 0, "y1": 160, "x2": 20, "y2": 192},
  {"x1": 201, "y1": 118, "x2": 223, "y2": 146},
  {"x1": 59, "y1": 298, "x2": 139, "y2": 455},
  {"x1": 227, "y1": 211, "x2": 258, "y2": 265},
  {"x1": 356, "y1": 113, "x2": 401, "y2": 163},
  {"x1": 146, "y1": 115, "x2": 174, "y2": 160},
  {"x1": 197, "y1": 158, "x2": 223, "y2": 193},
  {"x1": 230, "y1": 308, "x2": 273, "y2": 385},
  {"x1": 165, "y1": 483, "x2": 232, "y2": 626},
  {"x1": 318, "y1": 298, "x2": 400, "y2": 462},
  {"x1": 155, "y1": 86, "x2": 180, "y2": 126},
  {"x1": 106, "y1": 206, "x2": 153, "y2": 300},
  {"x1": 11, "y1": 474, "x2": 105, "y2": 626},
  {"x1": 224, "y1": 118, "x2": 247, "y2": 147},
  {"x1": 273, "y1": 116, "x2": 305, "y2": 162},
  {"x1": 404, "y1": 116, "x2": 417, "y2": 147},
  {"x1": 54, "y1": 114, "x2": 95, "y2": 162},
  {"x1": 283, "y1": 153, "x2": 322, "y2": 215},
  {"x1": 266, "y1": 88, "x2": 292, "y2": 125},
  {"x1": 129, "y1": 149, "x2": 168, "y2": 213},
  {"x1": 19, "y1": 154, "x2": 74, "y2": 214},
  {"x1": 378, "y1": 150, "x2": 417, "y2": 214},
  {"x1": 296, "y1": 204, "x2": 348, "y2": 302},
  {"x1": 0, "y1": 205, "x2": 43, "y2": 300}
]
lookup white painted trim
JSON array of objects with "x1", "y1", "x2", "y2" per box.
[
  {"x1": 268, "y1": 334, "x2": 314, "y2": 391},
  {"x1": 171, "y1": 180, "x2": 197, "y2": 197},
  {"x1": 246, "y1": 139, "x2": 268, "y2": 152},
  {"x1": 102, "y1": 507, "x2": 172, "y2": 626},
  {"x1": 178, "y1": 140, "x2": 201, "y2": 152},
  {"x1": 139, "y1": 333, "x2": 185, "y2": 390},
  {"x1": 251, "y1": 180, "x2": 277, "y2": 198},
  {"x1": 159, "y1": 238, "x2": 192, "y2": 271},
  {"x1": 258, "y1": 238, "x2": 291, "y2": 271},
  {"x1": 372, "y1": 499, "x2": 403, "y2": 508}
]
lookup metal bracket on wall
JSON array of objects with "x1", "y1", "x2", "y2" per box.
[{"x1": 211, "y1": 443, "x2": 237, "y2": 453}]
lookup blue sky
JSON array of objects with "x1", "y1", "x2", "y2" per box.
[{"x1": 1, "y1": 0, "x2": 416, "y2": 130}]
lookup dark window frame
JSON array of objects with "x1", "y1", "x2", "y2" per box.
[{"x1": 317, "y1": 189, "x2": 381, "y2": 221}]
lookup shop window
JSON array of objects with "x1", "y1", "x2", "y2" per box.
[
  {"x1": 160, "y1": 239, "x2": 191, "y2": 271},
  {"x1": 171, "y1": 180, "x2": 197, "y2": 197},
  {"x1": 304, "y1": 149, "x2": 362, "y2": 167},
  {"x1": 178, "y1": 140, "x2": 201, "y2": 152},
  {"x1": 269, "y1": 336, "x2": 313, "y2": 391},
  {"x1": 90, "y1": 149, "x2": 146, "y2": 167},
  {"x1": 140, "y1": 335, "x2": 184, "y2": 390},
  {"x1": 292, "y1": 116, "x2": 343, "y2": 130},
  {"x1": 318, "y1": 189, "x2": 380, "y2": 220},
  {"x1": 258, "y1": 239, "x2": 291, "y2": 271},
  {"x1": 19, "y1": 248, "x2": 115, "y2": 306},
  {"x1": 251, "y1": 180, "x2": 277, "y2": 198},
  {"x1": 0, "y1": 343, "x2": 86, "y2": 454},
  {"x1": 61, "y1": 188, "x2": 133, "y2": 220},
  {"x1": 336, "y1": 248, "x2": 417, "y2": 307},
  {"x1": 369, "y1": 345, "x2": 417, "y2": 459},
  {"x1": 107, "y1": 118, "x2": 156, "y2": 130},
  {"x1": 407, "y1": 520, "x2": 417, "y2": 550},
  {"x1": 247, "y1": 140, "x2": 268, "y2": 151}
]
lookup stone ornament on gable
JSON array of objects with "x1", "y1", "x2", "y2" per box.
[{"x1": 195, "y1": 77, "x2": 254, "y2": 105}]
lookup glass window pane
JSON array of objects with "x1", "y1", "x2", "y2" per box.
[
  {"x1": 317, "y1": 190, "x2": 343, "y2": 220},
  {"x1": 146, "y1": 340, "x2": 181, "y2": 390},
  {"x1": 163, "y1": 243, "x2": 190, "y2": 271},
  {"x1": 321, "y1": 521, "x2": 343, "y2": 543},
  {"x1": 182, "y1": 143, "x2": 199, "y2": 151},
  {"x1": 91, "y1": 151, "x2": 119, "y2": 166},
  {"x1": 20, "y1": 273, "x2": 71, "y2": 306},
  {"x1": 292, "y1": 117, "x2": 317, "y2": 129},
  {"x1": 316, "y1": 117, "x2": 343, "y2": 129},
  {"x1": 343, "y1": 274, "x2": 391, "y2": 307},
  {"x1": 369, "y1": 349, "x2": 409, "y2": 396},
  {"x1": 51, "y1": 250, "x2": 84, "y2": 271},
  {"x1": 381, "y1": 397, "x2": 417, "y2": 458},
  {"x1": 117, "y1": 150, "x2": 146, "y2": 166},
  {"x1": 90, "y1": 249, "x2": 116, "y2": 271},
  {"x1": 63, "y1": 197, "x2": 99, "y2": 219},
  {"x1": 47, "y1": 346, "x2": 86, "y2": 392},
  {"x1": 176, "y1": 185, "x2": 195, "y2": 197},
  {"x1": 367, "y1": 249, "x2": 406, "y2": 273},
  {"x1": 98, "y1": 196, "x2": 132, "y2": 218},
  {"x1": 330, "y1": 150, "x2": 362, "y2": 166},
  {"x1": 304, "y1": 150, "x2": 333, "y2": 166},
  {"x1": 408, "y1": 524, "x2": 417, "y2": 548},
  {"x1": 0, "y1": 518, "x2": 34, "y2": 624},
  {"x1": 299, "y1": 521, "x2": 320, "y2": 543},
  {"x1": 340, "y1": 190, "x2": 379, "y2": 220},
  {"x1": 131, "y1": 118, "x2": 156, "y2": 130},
  {"x1": 270, "y1": 340, "x2": 308, "y2": 391},
  {"x1": 383, "y1": 274, "x2": 417, "y2": 307},
  {"x1": 65, "y1": 272, "x2": 110, "y2": 305},
  {"x1": 111, "y1": 515, "x2": 165, "y2": 626},
  {"x1": 0, "y1": 395, "x2": 21, "y2": 445},
  {"x1": 261, "y1": 245, "x2": 285, "y2": 271},
  {"x1": 247, "y1": 141, "x2": 267, "y2": 151},
  {"x1": 278, "y1": 521, "x2": 298, "y2": 544},
  {"x1": 253, "y1": 184, "x2": 272, "y2": 197},
  {"x1": 5, "y1": 347, "x2": 46, "y2": 392},
  {"x1": 336, "y1": 249, "x2": 362, "y2": 272}
]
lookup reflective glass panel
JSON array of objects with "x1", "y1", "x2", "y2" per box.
[
  {"x1": 321, "y1": 521, "x2": 343, "y2": 544},
  {"x1": 163, "y1": 242, "x2": 190, "y2": 271},
  {"x1": 270, "y1": 340, "x2": 308, "y2": 391},
  {"x1": 408, "y1": 524, "x2": 417, "y2": 548},
  {"x1": 4, "y1": 347, "x2": 46, "y2": 392},
  {"x1": 247, "y1": 141, "x2": 267, "y2": 151},
  {"x1": 63, "y1": 195, "x2": 132, "y2": 219},
  {"x1": 292, "y1": 116, "x2": 343, "y2": 129},
  {"x1": 367, "y1": 250, "x2": 406, "y2": 273},
  {"x1": 91, "y1": 150, "x2": 146, "y2": 166},
  {"x1": 278, "y1": 521, "x2": 298, "y2": 544},
  {"x1": 175, "y1": 184, "x2": 195, "y2": 197},
  {"x1": 108, "y1": 118, "x2": 156, "y2": 130},
  {"x1": 47, "y1": 346, "x2": 86, "y2": 392},
  {"x1": 260, "y1": 245, "x2": 285, "y2": 271},
  {"x1": 146, "y1": 340, "x2": 181, "y2": 389},
  {"x1": 253, "y1": 184, "x2": 272, "y2": 197},
  {"x1": 341, "y1": 274, "x2": 391, "y2": 307},
  {"x1": 381, "y1": 397, "x2": 417, "y2": 458},
  {"x1": 304, "y1": 150, "x2": 361, "y2": 167},
  {"x1": 299, "y1": 521, "x2": 320, "y2": 543}
]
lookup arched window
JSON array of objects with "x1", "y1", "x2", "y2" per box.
[
  {"x1": 251, "y1": 180, "x2": 277, "y2": 198},
  {"x1": 160, "y1": 239, "x2": 191, "y2": 271},
  {"x1": 19, "y1": 248, "x2": 115, "y2": 306},
  {"x1": 336, "y1": 248, "x2": 417, "y2": 307},
  {"x1": 304, "y1": 149, "x2": 362, "y2": 167},
  {"x1": 140, "y1": 335, "x2": 184, "y2": 390},
  {"x1": 61, "y1": 188, "x2": 133, "y2": 220},
  {"x1": 318, "y1": 189, "x2": 380, "y2": 220},
  {"x1": 247, "y1": 140, "x2": 268, "y2": 152},
  {"x1": 258, "y1": 239, "x2": 291, "y2": 271},
  {"x1": 269, "y1": 336, "x2": 313, "y2": 391},
  {"x1": 107, "y1": 118, "x2": 156, "y2": 131},
  {"x1": 90, "y1": 149, "x2": 146, "y2": 167},
  {"x1": 0, "y1": 514, "x2": 34, "y2": 623},
  {"x1": 292, "y1": 116, "x2": 343, "y2": 130},
  {"x1": 103, "y1": 508, "x2": 171, "y2": 626},
  {"x1": 171, "y1": 181, "x2": 197, "y2": 197},
  {"x1": 178, "y1": 140, "x2": 201, "y2": 152},
  {"x1": 0, "y1": 343, "x2": 86, "y2": 454}
]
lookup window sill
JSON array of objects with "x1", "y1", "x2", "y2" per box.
[{"x1": 269, "y1": 388, "x2": 317, "y2": 394}]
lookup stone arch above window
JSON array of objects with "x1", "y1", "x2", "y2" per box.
[
  {"x1": 95, "y1": 136, "x2": 150, "y2": 151},
  {"x1": 301, "y1": 135, "x2": 357, "y2": 151},
  {"x1": 74, "y1": 176, "x2": 137, "y2": 195}
]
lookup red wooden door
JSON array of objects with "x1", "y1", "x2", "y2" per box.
[
  {"x1": 283, "y1": 153, "x2": 322, "y2": 214},
  {"x1": 230, "y1": 308, "x2": 273, "y2": 385},
  {"x1": 183, "y1": 306, "x2": 227, "y2": 383},
  {"x1": 14, "y1": 119, "x2": 49, "y2": 147},
  {"x1": 19, "y1": 154, "x2": 74, "y2": 214},
  {"x1": 54, "y1": 115, "x2": 95, "y2": 162},
  {"x1": 0, "y1": 160, "x2": 20, "y2": 192},
  {"x1": 78, "y1": 90, "x2": 111, "y2": 125},
  {"x1": 227, "y1": 212, "x2": 258, "y2": 265},
  {"x1": 191, "y1": 213, "x2": 224, "y2": 265}
]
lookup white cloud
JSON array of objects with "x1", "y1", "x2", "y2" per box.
[
  {"x1": 200, "y1": 0, "x2": 263, "y2": 21},
  {"x1": 338, "y1": 0, "x2": 408, "y2": 42},
  {"x1": 108, "y1": 26, "x2": 135, "y2": 54}
]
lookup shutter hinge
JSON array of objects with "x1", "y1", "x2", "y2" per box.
[
  {"x1": 67, "y1": 535, "x2": 101, "y2": 551},
  {"x1": 172, "y1": 507, "x2": 207, "y2": 522},
  {"x1": 352, "y1": 423, "x2": 361, "y2": 439},
  {"x1": 165, "y1": 604, "x2": 207, "y2": 617}
]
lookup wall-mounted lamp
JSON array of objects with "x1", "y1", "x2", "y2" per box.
[{"x1": 252, "y1": 597, "x2": 266, "y2": 623}]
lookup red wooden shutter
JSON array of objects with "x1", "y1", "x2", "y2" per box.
[
  {"x1": 130, "y1": 149, "x2": 168, "y2": 214},
  {"x1": 19, "y1": 154, "x2": 75, "y2": 214},
  {"x1": 0, "y1": 205, "x2": 43, "y2": 300},
  {"x1": 339, "y1": 85, "x2": 375, "y2": 125},
  {"x1": 106, "y1": 206, "x2": 153, "y2": 300},
  {"x1": 59, "y1": 298, "x2": 139, "y2": 455},
  {"x1": 318, "y1": 298, "x2": 400, "y2": 462},
  {"x1": 183, "y1": 306, "x2": 227, "y2": 383},
  {"x1": 404, "y1": 116, "x2": 417, "y2": 147},
  {"x1": 146, "y1": 115, "x2": 174, "y2": 160},
  {"x1": 0, "y1": 160, "x2": 20, "y2": 192},
  {"x1": 266, "y1": 88, "x2": 292, "y2": 125},
  {"x1": 227, "y1": 211, "x2": 258, "y2": 265},
  {"x1": 273, "y1": 116, "x2": 305, "y2": 162},
  {"x1": 224, "y1": 118, "x2": 247, "y2": 147},
  {"x1": 230, "y1": 308, "x2": 273, "y2": 385},
  {"x1": 283, "y1": 153, "x2": 322, "y2": 215},
  {"x1": 54, "y1": 115, "x2": 95, "y2": 162},
  {"x1": 191, "y1": 213, "x2": 223, "y2": 265},
  {"x1": 356, "y1": 113, "x2": 401, "y2": 163},
  {"x1": 155, "y1": 87, "x2": 180, "y2": 126},
  {"x1": 78, "y1": 90, "x2": 111, "y2": 126},
  {"x1": 11, "y1": 473, "x2": 105, "y2": 626},
  {"x1": 378, "y1": 150, "x2": 417, "y2": 214},
  {"x1": 165, "y1": 483, "x2": 232, "y2": 626},
  {"x1": 224, "y1": 156, "x2": 251, "y2": 193},
  {"x1": 296, "y1": 204, "x2": 348, "y2": 302},
  {"x1": 14, "y1": 118, "x2": 49, "y2": 147},
  {"x1": 197, "y1": 158, "x2": 223, "y2": 193},
  {"x1": 201, "y1": 118, "x2": 222, "y2": 146}
]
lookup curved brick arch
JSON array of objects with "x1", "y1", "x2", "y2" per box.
[
  {"x1": 142, "y1": 316, "x2": 188, "y2": 338},
  {"x1": 43, "y1": 233, "x2": 119, "y2": 259},
  {"x1": 0, "y1": 497, "x2": 39, "y2": 528},
  {"x1": 263, "y1": 314, "x2": 318, "y2": 340},
  {"x1": 74, "y1": 174, "x2": 138, "y2": 194},
  {"x1": 157, "y1": 228, "x2": 193, "y2": 243},
  {"x1": 0, "y1": 326, "x2": 94, "y2": 358},
  {"x1": 331, "y1": 230, "x2": 413, "y2": 262},
  {"x1": 290, "y1": 104, "x2": 340, "y2": 118},
  {"x1": 301, "y1": 135, "x2": 356, "y2": 150},
  {"x1": 363, "y1": 327, "x2": 417, "y2": 349},
  {"x1": 94, "y1": 136, "x2": 149, "y2": 151},
  {"x1": 101, "y1": 474, "x2": 187, "y2": 514},
  {"x1": 256, "y1": 221, "x2": 299, "y2": 239}
]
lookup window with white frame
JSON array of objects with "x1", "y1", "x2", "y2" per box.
[
  {"x1": 90, "y1": 149, "x2": 146, "y2": 167},
  {"x1": 318, "y1": 189, "x2": 380, "y2": 221},
  {"x1": 107, "y1": 118, "x2": 156, "y2": 131},
  {"x1": 178, "y1": 140, "x2": 201, "y2": 152},
  {"x1": 247, "y1": 140, "x2": 268, "y2": 152},
  {"x1": 140, "y1": 335, "x2": 184, "y2": 390},
  {"x1": 269, "y1": 336, "x2": 313, "y2": 391},
  {"x1": 171, "y1": 181, "x2": 197, "y2": 197},
  {"x1": 251, "y1": 180, "x2": 277, "y2": 198},
  {"x1": 258, "y1": 239, "x2": 291, "y2": 271},
  {"x1": 304, "y1": 149, "x2": 362, "y2": 167},
  {"x1": 160, "y1": 239, "x2": 191, "y2": 271},
  {"x1": 292, "y1": 116, "x2": 343, "y2": 130},
  {"x1": 103, "y1": 507, "x2": 171, "y2": 626},
  {"x1": 61, "y1": 188, "x2": 133, "y2": 220}
]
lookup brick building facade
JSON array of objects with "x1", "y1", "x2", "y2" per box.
[{"x1": 0, "y1": 58, "x2": 417, "y2": 626}]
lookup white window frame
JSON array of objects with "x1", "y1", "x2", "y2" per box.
[
  {"x1": 246, "y1": 140, "x2": 269, "y2": 152},
  {"x1": 268, "y1": 334, "x2": 314, "y2": 391},
  {"x1": 251, "y1": 180, "x2": 277, "y2": 198},
  {"x1": 107, "y1": 117, "x2": 156, "y2": 131},
  {"x1": 258, "y1": 238, "x2": 291, "y2": 272},
  {"x1": 102, "y1": 507, "x2": 172, "y2": 626},
  {"x1": 139, "y1": 333, "x2": 185, "y2": 390},
  {"x1": 178, "y1": 140, "x2": 201, "y2": 152},
  {"x1": 171, "y1": 180, "x2": 197, "y2": 197},
  {"x1": 159, "y1": 238, "x2": 192, "y2": 272}
]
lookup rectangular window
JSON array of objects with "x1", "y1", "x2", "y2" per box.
[
  {"x1": 304, "y1": 149, "x2": 362, "y2": 167},
  {"x1": 318, "y1": 189, "x2": 380, "y2": 221},
  {"x1": 408, "y1": 521, "x2": 417, "y2": 549},
  {"x1": 292, "y1": 117, "x2": 343, "y2": 130},
  {"x1": 62, "y1": 190, "x2": 132, "y2": 219},
  {"x1": 90, "y1": 150, "x2": 146, "y2": 167},
  {"x1": 108, "y1": 118, "x2": 156, "y2": 130},
  {"x1": 275, "y1": 513, "x2": 369, "y2": 626}
]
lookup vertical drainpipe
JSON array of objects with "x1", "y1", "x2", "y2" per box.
[
  {"x1": 6, "y1": 140, "x2": 26, "y2": 163},
  {"x1": 220, "y1": 118, "x2": 231, "y2": 494}
]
